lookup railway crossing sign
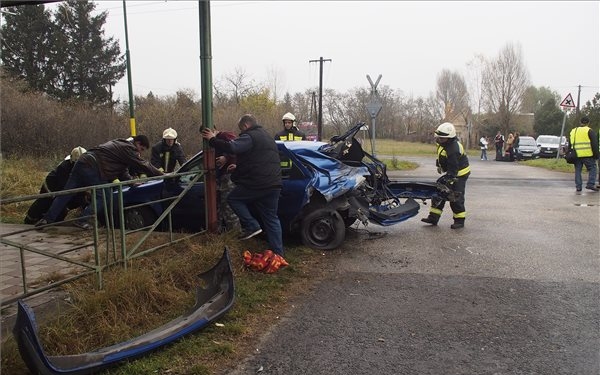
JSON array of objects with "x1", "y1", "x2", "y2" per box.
[{"x1": 560, "y1": 93, "x2": 576, "y2": 108}]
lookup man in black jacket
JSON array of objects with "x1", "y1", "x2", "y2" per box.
[{"x1": 202, "y1": 114, "x2": 284, "y2": 255}]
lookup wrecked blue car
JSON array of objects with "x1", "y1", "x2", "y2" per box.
[{"x1": 117, "y1": 123, "x2": 438, "y2": 250}]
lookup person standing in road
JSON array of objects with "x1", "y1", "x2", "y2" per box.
[
  {"x1": 274, "y1": 112, "x2": 306, "y2": 141},
  {"x1": 568, "y1": 117, "x2": 599, "y2": 192},
  {"x1": 505, "y1": 132, "x2": 515, "y2": 161},
  {"x1": 494, "y1": 131, "x2": 505, "y2": 161},
  {"x1": 421, "y1": 122, "x2": 471, "y2": 229},
  {"x1": 202, "y1": 114, "x2": 284, "y2": 256},
  {"x1": 479, "y1": 135, "x2": 488, "y2": 160},
  {"x1": 36, "y1": 136, "x2": 164, "y2": 229},
  {"x1": 151, "y1": 127, "x2": 186, "y2": 173}
]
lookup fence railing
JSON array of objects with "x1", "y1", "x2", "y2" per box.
[{"x1": 0, "y1": 170, "x2": 206, "y2": 306}]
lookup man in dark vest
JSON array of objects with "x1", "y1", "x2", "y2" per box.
[{"x1": 202, "y1": 114, "x2": 284, "y2": 256}]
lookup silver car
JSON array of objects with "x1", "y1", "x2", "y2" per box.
[
  {"x1": 536, "y1": 135, "x2": 560, "y2": 158},
  {"x1": 516, "y1": 136, "x2": 540, "y2": 160}
]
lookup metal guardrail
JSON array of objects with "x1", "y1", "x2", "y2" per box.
[{"x1": 0, "y1": 170, "x2": 206, "y2": 306}]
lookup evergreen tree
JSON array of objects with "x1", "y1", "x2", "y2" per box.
[
  {"x1": 0, "y1": 4, "x2": 54, "y2": 92},
  {"x1": 51, "y1": 0, "x2": 125, "y2": 105},
  {"x1": 533, "y1": 98, "x2": 563, "y2": 136}
]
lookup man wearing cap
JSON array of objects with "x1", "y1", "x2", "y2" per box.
[
  {"x1": 24, "y1": 146, "x2": 88, "y2": 224},
  {"x1": 151, "y1": 127, "x2": 187, "y2": 173},
  {"x1": 568, "y1": 116, "x2": 598, "y2": 192}
]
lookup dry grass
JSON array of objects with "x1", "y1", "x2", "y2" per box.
[{"x1": 0, "y1": 231, "x2": 333, "y2": 374}]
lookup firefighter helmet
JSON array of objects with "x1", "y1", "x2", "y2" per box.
[
  {"x1": 162, "y1": 128, "x2": 178, "y2": 139},
  {"x1": 282, "y1": 112, "x2": 296, "y2": 123},
  {"x1": 68, "y1": 146, "x2": 86, "y2": 161},
  {"x1": 434, "y1": 122, "x2": 456, "y2": 138}
]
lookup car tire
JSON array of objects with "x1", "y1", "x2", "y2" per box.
[
  {"x1": 123, "y1": 206, "x2": 157, "y2": 230},
  {"x1": 300, "y1": 208, "x2": 345, "y2": 250}
]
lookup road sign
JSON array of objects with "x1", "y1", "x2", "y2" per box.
[
  {"x1": 366, "y1": 98, "x2": 382, "y2": 118},
  {"x1": 560, "y1": 93, "x2": 576, "y2": 108}
]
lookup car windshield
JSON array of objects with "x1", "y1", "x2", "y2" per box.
[
  {"x1": 177, "y1": 151, "x2": 204, "y2": 183},
  {"x1": 537, "y1": 136, "x2": 559, "y2": 144},
  {"x1": 519, "y1": 138, "x2": 536, "y2": 146}
]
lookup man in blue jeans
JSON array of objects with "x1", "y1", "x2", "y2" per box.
[
  {"x1": 201, "y1": 114, "x2": 284, "y2": 256},
  {"x1": 569, "y1": 117, "x2": 599, "y2": 192}
]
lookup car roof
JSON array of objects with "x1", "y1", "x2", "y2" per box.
[{"x1": 276, "y1": 140, "x2": 328, "y2": 152}]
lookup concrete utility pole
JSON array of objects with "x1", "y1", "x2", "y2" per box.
[{"x1": 309, "y1": 57, "x2": 331, "y2": 141}]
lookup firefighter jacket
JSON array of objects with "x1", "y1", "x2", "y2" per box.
[
  {"x1": 151, "y1": 140, "x2": 186, "y2": 173},
  {"x1": 436, "y1": 138, "x2": 471, "y2": 178},
  {"x1": 569, "y1": 126, "x2": 599, "y2": 159},
  {"x1": 274, "y1": 127, "x2": 306, "y2": 141}
]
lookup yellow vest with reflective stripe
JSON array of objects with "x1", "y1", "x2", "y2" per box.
[{"x1": 570, "y1": 126, "x2": 593, "y2": 158}]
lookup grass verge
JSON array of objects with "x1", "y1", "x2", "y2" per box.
[{"x1": 1, "y1": 232, "x2": 333, "y2": 374}]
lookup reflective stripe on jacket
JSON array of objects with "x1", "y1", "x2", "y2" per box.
[{"x1": 437, "y1": 139, "x2": 471, "y2": 177}]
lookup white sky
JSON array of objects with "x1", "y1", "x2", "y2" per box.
[{"x1": 89, "y1": 1, "x2": 599, "y2": 106}]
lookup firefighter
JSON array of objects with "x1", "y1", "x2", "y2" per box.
[
  {"x1": 274, "y1": 112, "x2": 306, "y2": 141},
  {"x1": 151, "y1": 128, "x2": 186, "y2": 173},
  {"x1": 24, "y1": 146, "x2": 88, "y2": 224},
  {"x1": 421, "y1": 122, "x2": 471, "y2": 229}
]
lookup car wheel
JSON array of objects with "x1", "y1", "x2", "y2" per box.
[
  {"x1": 300, "y1": 208, "x2": 345, "y2": 250},
  {"x1": 124, "y1": 206, "x2": 156, "y2": 230}
]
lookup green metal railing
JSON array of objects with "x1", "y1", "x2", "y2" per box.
[{"x1": 0, "y1": 170, "x2": 205, "y2": 306}]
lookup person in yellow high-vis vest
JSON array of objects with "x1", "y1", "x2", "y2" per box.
[
  {"x1": 421, "y1": 122, "x2": 471, "y2": 229},
  {"x1": 569, "y1": 117, "x2": 599, "y2": 192}
]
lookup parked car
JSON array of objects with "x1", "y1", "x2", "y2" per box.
[
  {"x1": 515, "y1": 136, "x2": 540, "y2": 160},
  {"x1": 536, "y1": 135, "x2": 561, "y2": 158},
  {"x1": 115, "y1": 123, "x2": 437, "y2": 250}
]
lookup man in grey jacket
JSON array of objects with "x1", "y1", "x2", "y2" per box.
[{"x1": 36, "y1": 135, "x2": 163, "y2": 229}]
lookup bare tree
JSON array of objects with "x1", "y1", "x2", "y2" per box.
[
  {"x1": 223, "y1": 67, "x2": 257, "y2": 104},
  {"x1": 436, "y1": 69, "x2": 469, "y2": 122},
  {"x1": 482, "y1": 42, "x2": 530, "y2": 133}
]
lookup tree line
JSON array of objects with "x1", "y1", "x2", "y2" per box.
[{"x1": 1, "y1": 1, "x2": 599, "y2": 158}]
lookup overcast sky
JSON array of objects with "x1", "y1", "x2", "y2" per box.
[{"x1": 89, "y1": 1, "x2": 599, "y2": 106}]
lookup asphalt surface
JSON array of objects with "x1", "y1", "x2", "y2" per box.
[{"x1": 227, "y1": 157, "x2": 600, "y2": 375}]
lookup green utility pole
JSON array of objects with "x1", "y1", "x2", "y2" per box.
[
  {"x1": 199, "y1": 0, "x2": 218, "y2": 233},
  {"x1": 122, "y1": 0, "x2": 136, "y2": 136}
]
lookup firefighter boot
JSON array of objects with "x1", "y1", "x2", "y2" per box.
[
  {"x1": 450, "y1": 219, "x2": 465, "y2": 229},
  {"x1": 421, "y1": 214, "x2": 439, "y2": 226}
]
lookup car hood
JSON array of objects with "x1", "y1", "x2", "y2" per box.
[{"x1": 292, "y1": 146, "x2": 369, "y2": 202}]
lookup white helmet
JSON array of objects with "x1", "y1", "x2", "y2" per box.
[
  {"x1": 282, "y1": 112, "x2": 296, "y2": 123},
  {"x1": 434, "y1": 122, "x2": 456, "y2": 138},
  {"x1": 162, "y1": 127, "x2": 178, "y2": 140},
  {"x1": 67, "y1": 146, "x2": 86, "y2": 161}
]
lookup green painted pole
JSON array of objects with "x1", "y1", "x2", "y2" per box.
[
  {"x1": 122, "y1": 0, "x2": 136, "y2": 136},
  {"x1": 199, "y1": 0, "x2": 218, "y2": 233}
]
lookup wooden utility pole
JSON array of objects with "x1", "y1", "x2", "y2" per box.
[{"x1": 309, "y1": 57, "x2": 331, "y2": 141}]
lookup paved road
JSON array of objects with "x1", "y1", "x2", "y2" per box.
[{"x1": 228, "y1": 158, "x2": 600, "y2": 375}]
